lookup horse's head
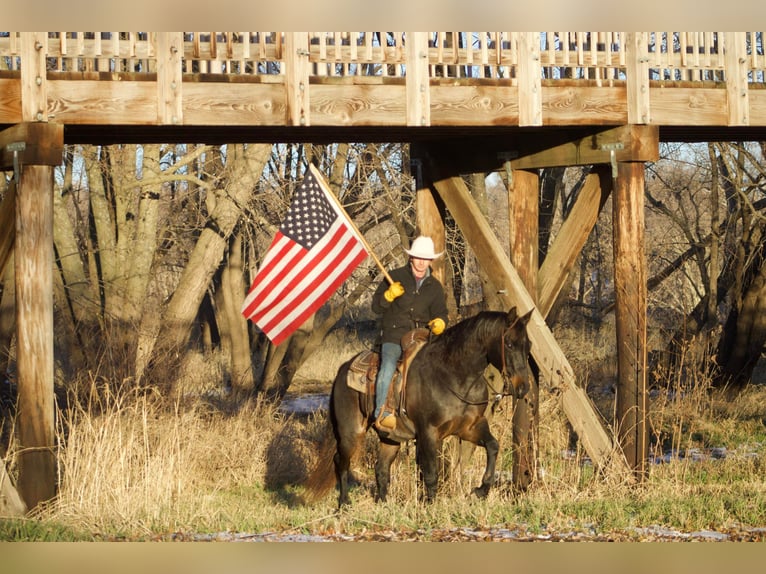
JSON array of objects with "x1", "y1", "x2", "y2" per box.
[{"x1": 500, "y1": 307, "x2": 534, "y2": 399}]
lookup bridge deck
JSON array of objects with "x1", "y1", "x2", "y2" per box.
[{"x1": 2, "y1": 32, "x2": 766, "y2": 145}]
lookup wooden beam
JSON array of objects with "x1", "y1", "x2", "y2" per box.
[
  {"x1": 1, "y1": 459, "x2": 26, "y2": 516},
  {"x1": 517, "y1": 32, "x2": 542, "y2": 126},
  {"x1": 613, "y1": 161, "x2": 649, "y2": 478},
  {"x1": 406, "y1": 32, "x2": 430, "y2": 127},
  {"x1": 508, "y1": 168, "x2": 539, "y2": 491},
  {"x1": 0, "y1": 180, "x2": 15, "y2": 278},
  {"x1": 0, "y1": 123, "x2": 64, "y2": 169},
  {"x1": 510, "y1": 124, "x2": 659, "y2": 170},
  {"x1": 415, "y1": 172, "x2": 446, "y2": 285},
  {"x1": 724, "y1": 32, "x2": 749, "y2": 126},
  {"x1": 156, "y1": 32, "x2": 183, "y2": 125},
  {"x1": 426, "y1": 155, "x2": 631, "y2": 477},
  {"x1": 15, "y1": 164, "x2": 56, "y2": 510},
  {"x1": 284, "y1": 32, "x2": 310, "y2": 126},
  {"x1": 626, "y1": 33, "x2": 650, "y2": 125},
  {"x1": 19, "y1": 32, "x2": 47, "y2": 123},
  {"x1": 537, "y1": 168, "x2": 611, "y2": 317}
]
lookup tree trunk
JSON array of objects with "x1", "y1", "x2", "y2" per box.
[
  {"x1": 221, "y1": 229, "x2": 254, "y2": 393},
  {"x1": 85, "y1": 146, "x2": 117, "y2": 318},
  {"x1": 140, "y1": 143, "x2": 271, "y2": 389},
  {"x1": 124, "y1": 144, "x2": 161, "y2": 324}
]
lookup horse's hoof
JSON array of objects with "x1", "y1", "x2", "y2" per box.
[{"x1": 472, "y1": 486, "x2": 490, "y2": 499}]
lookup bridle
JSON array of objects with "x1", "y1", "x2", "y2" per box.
[
  {"x1": 444, "y1": 316, "x2": 526, "y2": 406},
  {"x1": 498, "y1": 316, "x2": 525, "y2": 400}
]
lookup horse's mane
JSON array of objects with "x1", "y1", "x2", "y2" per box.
[{"x1": 431, "y1": 311, "x2": 507, "y2": 359}]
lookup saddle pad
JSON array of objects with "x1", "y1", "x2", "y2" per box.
[{"x1": 347, "y1": 350, "x2": 377, "y2": 393}]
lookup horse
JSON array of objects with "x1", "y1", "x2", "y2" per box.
[{"x1": 304, "y1": 307, "x2": 533, "y2": 507}]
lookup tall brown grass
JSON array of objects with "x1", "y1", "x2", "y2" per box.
[{"x1": 3, "y1": 325, "x2": 766, "y2": 540}]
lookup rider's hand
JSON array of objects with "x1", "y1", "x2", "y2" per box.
[
  {"x1": 428, "y1": 317, "x2": 445, "y2": 335},
  {"x1": 384, "y1": 281, "x2": 405, "y2": 302}
]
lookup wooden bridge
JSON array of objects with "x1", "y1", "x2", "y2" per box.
[{"x1": 2, "y1": 31, "x2": 766, "y2": 512}]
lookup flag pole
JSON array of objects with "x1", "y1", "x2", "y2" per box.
[{"x1": 308, "y1": 163, "x2": 395, "y2": 285}]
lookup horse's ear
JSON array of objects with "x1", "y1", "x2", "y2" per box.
[
  {"x1": 520, "y1": 307, "x2": 534, "y2": 325},
  {"x1": 507, "y1": 307, "x2": 518, "y2": 322}
]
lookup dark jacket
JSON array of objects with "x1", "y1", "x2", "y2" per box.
[{"x1": 371, "y1": 264, "x2": 449, "y2": 346}]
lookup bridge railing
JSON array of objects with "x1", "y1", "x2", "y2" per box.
[
  {"x1": 1, "y1": 32, "x2": 764, "y2": 127},
  {"x1": 1, "y1": 32, "x2": 765, "y2": 83}
]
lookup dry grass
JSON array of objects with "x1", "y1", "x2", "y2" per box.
[{"x1": 3, "y1": 328, "x2": 766, "y2": 540}]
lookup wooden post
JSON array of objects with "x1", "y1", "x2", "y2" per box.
[
  {"x1": 12, "y1": 32, "x2": 61, "y2": 510},
  {"x1": 537, "y1": 168, "x2": 612, "y2": 317},
  {"x1": 406, "y1": 32, "x2": 430, "y2": 127},
  {"x1": 414, "y1": 165, "x2": 446, "y2": 285},
  {"x1": 508, "y1": 168, "x2": 539, "y2": 491},
  {"x1": 626, "y1": 33, "x2": 650, "y2": 125},
  {"x1": 613, "y1": 161, "x2": 649, "y2": 478},
  {"x1": 15, "y1": 164, "x2": 56, "y2": 509},
  {"x1": 284, "y1": 32, "x2": 310, "y2": 126},
  {"x1": 517, "y1": 32, "x2": 542, "y2": 126},
  {"x1": 724, "y1": 32, "x2": 749, "y2": 126},
  {"x1": 156, "y1": 32, "x2": 183, "y2": 125},
  {"x1": 426, "y1": 154, "x2": 631, "y2": 477}
]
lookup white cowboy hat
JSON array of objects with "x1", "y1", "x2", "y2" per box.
[{"x1": 404, "y1": 236, "x2": 443, "y2": 260}]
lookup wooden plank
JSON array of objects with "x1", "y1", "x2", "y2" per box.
[
  {"x1": 48, "y1": 80, "x2": 158, "y2": 125},
  {"x1": 309, "y1": 84, "x2": 405, "y2": 126},
  {"x1": 517, "y1": 32, "x2": 542, "y2": 126},
  {"x1": 19, "y1": 32, "x2": 47, "y2": 122},
  {"x1": 626, "y1": 32, "x2": 650, "y2": 124},
  {"x1": 427, "y1": 156, "x2": 630, "y2": 476},
  {"x1": 0, "y1": 179, "x2": 15, "y2": 278},
  {"x1": 649, "y1": 86, "x2": 728, "y2": 125},
  {"x1": 406, "y1": 32, "x2": 430, "y2": 126},
  {"x1": 538, "y1": 168, "x2": 611, "y2": 317},
  {"x1": 283, "y1": 32, "x2": 310, "y2": 126},
  {"x1": 415, "y1": 173, "x2": 446, "y2": 285},
  {"x1": 508, "y1": 167, "x2": 539, "y2": 491},
  {"x1": 511, "y1": 124, "x2": 659, "y2": 170},
  {"x1": 0, "y1": 123, "x2": 64, "y2": 169},
  {"x1": 15, "y1": 164, "x2": 56, "y2": 510},
  {"x1": 542, "y1": 85, "x2": 627, "y2": 125},
  {"x1": 183, "y1": 82, "x2": 285, "y2": 125},
  {"x1": 1, "y1": 456, "x2": 27, "y2": 516},
  {"x1": 724, "y1": 32, "x2": 749, "y2": 126},
  {"x1": 155, "y1": 32, "x2": 183, "y2": 125},
  {"x1": 429, "y1": 84, "x2": 518, "y2": 125},
  {"x1": 613, "y1": 161, "x2": 649, "y2": 478}
]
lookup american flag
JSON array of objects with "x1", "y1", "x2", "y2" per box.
[{"x1": 241, "y1": 165, "x2": 368, "y2": 346}]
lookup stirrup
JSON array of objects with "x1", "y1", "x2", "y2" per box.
[{"x1": 374, "y1": 413, "x2": 396, "y2": 430}]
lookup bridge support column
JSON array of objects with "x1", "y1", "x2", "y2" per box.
[
  {"x1": 15, "y1": 163, "x2": 56, "y2": 509},
  {"x1": 0, "y1": 122, "x2": 63, "y2": 511},
  {"x1": 613, "y1": 161, "x2": 649, "y2": 478},
  {"x1": 508, "y1": 169, "x2": 539, "y2": 491}
]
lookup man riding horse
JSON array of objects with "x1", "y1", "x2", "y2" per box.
[{"x1": 370, "y1": 236, "x2": 449, "y2": 431}]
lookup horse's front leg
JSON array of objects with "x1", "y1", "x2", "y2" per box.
[
  {"x1": 415, "y1": 428, "x2": 441, "y2": 502},
  {"x1": 375, "y1": 440, "x2": 401, "y2": 502},
  {"x1": 460, "y1": 417, "x2": 499, "y2": 499}
]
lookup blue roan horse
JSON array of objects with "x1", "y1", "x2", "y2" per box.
[{"x1": 305, "y1": 307, "x2": 533, "y2": 507}]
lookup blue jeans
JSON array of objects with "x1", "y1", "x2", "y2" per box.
[{"x1": 374, "y1": 342, "x2": 402, "y2": 418}]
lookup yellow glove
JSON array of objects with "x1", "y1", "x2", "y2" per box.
[
  {"x1": 384, "y1": 281, "x2": 405, "y2": 303},
  {"x1": 428, "y1": 317, "x2": 446, "y2": 335}
]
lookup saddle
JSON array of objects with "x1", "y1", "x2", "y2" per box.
[{"x1": 347, "y1": 328, "x2": 429, "y2": 421}]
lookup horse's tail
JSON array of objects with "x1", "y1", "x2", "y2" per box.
[{"x1": 301, "y1": 413, "x2": 338, "y2": 503}]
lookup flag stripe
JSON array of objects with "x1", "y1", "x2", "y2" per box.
[
  {"x1": 253, "y1": 220, "x2": 361, "y2": 328},
  {"x1": 264, "y1": 248, "x2": 366, "y2": 346},
  {"x1": 240, "y1": 167, "x2": 368, "y2": 345},
  {"x1": 246, "y1": 220, "x2": 349, "y2": 326},
  {"x1": 240, "y1": 235, "x2": 305, "y2": 319},
  {"x1": 259, "y1": 229, "x2": 367, "y2": 342}
]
